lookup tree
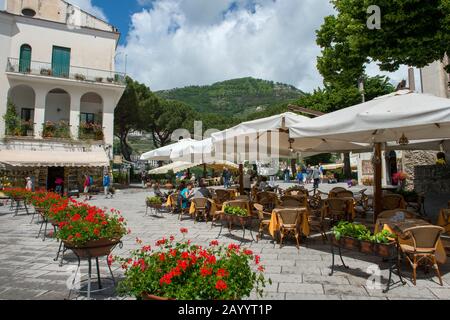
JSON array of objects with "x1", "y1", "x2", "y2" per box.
[
  {"x1": 114, "y1": 77, "x2": 140, "y2": 161},
  {"x1": 324, "y1": 0, "x2": 450, "y2": 73}
]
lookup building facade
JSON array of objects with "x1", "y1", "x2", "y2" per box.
[{"x1": 0, "y1": 0, "x2": 125, "y2": 192}]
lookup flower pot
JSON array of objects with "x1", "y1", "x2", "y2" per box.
[
  {"x1": 63, "y1": 238, "x2": 120, "y2": 258},
  {"x1": 342, "y1": 237, "x2": 360, "y2": 251},
  {"x1": 142, "y1": 293, "x2": 175, "y2": 301},
  {"x1": 374, "y1": 242, "x2": 396, "y2": 258},
  {"x1": 359, "y1": 240, "x2": 374, "y2": 254}
]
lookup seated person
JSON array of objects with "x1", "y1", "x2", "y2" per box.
[
  {"x1": 180, "y1": 183, "x2": 195, "y2": 210},
  {"x1": 258, "y1": 177, "x2": 269, "y2": 191},
  {"x1": 153, "y1": 182, "x2": 168, "y2": 201},
  {"x1": 194, "y1": 179, "x2": 212, "y2": 199}
]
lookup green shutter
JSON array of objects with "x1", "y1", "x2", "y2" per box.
[
  {"x1": 52, "y1": 46, "x2": 71, "y2": 77},
  {"x1": 19, "y1": 45, "x2": 31, "y2": 73}
]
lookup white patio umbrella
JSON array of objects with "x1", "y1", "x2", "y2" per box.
[
  {"x1": 148, "y1": 161, "x2": 195, "y2": 175},
  {"x1": 289, "y1": 90, "x2": 450, "y2": 220},
  {"x1": 140, "y1": 138, "x2": 197, "y2": 161}
]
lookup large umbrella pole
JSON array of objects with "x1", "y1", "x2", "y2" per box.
[
  {"x1": 203, "y1": 164, "x2": 207, "y2": 179},
  {"x1": 373, "y1": 143, "x2": 383, "y2": 223},
  {"x1": 239, "y1": 164, "x2": 244, "y2": 195}
]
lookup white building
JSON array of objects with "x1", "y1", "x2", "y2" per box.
[
  {"x1": 421, "y1": 57, "x2": 450, "y2": 99},
  {"x1": 0, "y1": 0, "x2": 125, "y2": 192}
]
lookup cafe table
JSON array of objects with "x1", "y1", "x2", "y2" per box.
[
  {"x1": 375, "y1": 218, "x2": 447, "y2": 264},
  {"x1": 268, "y1": 207, "x2": 310, "y2": 239}
]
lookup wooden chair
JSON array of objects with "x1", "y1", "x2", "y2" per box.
[
  {"x1": 329, "y1": 187, "x2": 347, "y2": 196},
  {"x1": 191, "y1": 197, "x2": 209, "y2": 223},
  {"x1": 405, "y1": 192, "x2": 426, "y2": 216},
  {"x1": 382, "y1": 194, "x2": 405, "y2": 211},
  {"x1": 280, "y1": 195, "x2": 308, "y2": 208},
  {"x1": 399, "y1": 225, "x2": 445, "y2": 286},
  {"x1": 214, "y1": 189, "x2": 232, "y2": 208},
  {"x1": 354, "y1": 188, "x2": 370, "y2": 213},
  {"x1": 276, "y1": 209, "x2": 302, "y2": 249},
  {"x1": 378, "y1": 209, "x2": 419, "y2": 219},
  {"x1": 254, "y1": 203, "x2": 271, "y2": 241},
  {"x1": 167, "y1": 193, "x2": 179, "y2": 214},
  {"x1": 324, "y1": 198, "x2": 349, "y2": 224},
  {"x1": 178, "y1": 195, "x2": 191, "y2": 221},
  {"x1": 308, "y1": 206, "x2": 328, "y2": 243}
]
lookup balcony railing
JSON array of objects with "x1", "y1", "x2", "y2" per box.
[
  {"x1": 6, "y1": 57, "x2": 126, "y2": 85},
  {"x1": 42, "y1": 121, "x2": 72, "y2": 139}
]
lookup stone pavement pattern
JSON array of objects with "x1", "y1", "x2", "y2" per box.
[{"x1": 0, "y1": 185, "x2": 449, "y2": 300}]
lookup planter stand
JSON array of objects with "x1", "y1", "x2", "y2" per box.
[
  {"x1": 67, "y1": 241, "x2": 122, "y2": 300},
  {"x1": 330, "y1": 238, "x2": 406, "y2": 293},
  {"x1": 145, "y1": 203, "x2": 163, "y2": 217},
  {"x1": 12, "y1": 197, "x2": 29, "y2": 216},
  {"x1": 217, "y1": 214, "x2": 256, "y2": 243}
]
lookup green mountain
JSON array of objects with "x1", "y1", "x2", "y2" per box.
[{"x1": 156, "y1": 77, "x2": 305, "y2": 117}]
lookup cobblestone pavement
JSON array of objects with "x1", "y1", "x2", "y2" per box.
[{"x1": 0, "y1": 184, "x2": 449, "y2": 300}]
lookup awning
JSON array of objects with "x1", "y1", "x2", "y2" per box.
[
  {"x1": 148, "y1": 160, "x2": 239, "y2": 175},
  {"x1": 0, "y1": 149, "x2": 110, "y2": 167}
]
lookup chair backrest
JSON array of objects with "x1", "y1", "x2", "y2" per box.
[
  {"x1": 325, "y1": 198, "x2": 347, "y2": 219},
  {"x1": 277, "y1": 209, "x2": 302, "y2": 226},
  {"x1": 280, "y1": 195, "x2": 307, "y2": 208},
  {"x1": 335, "y1": 190, "x2": 354, "y2": 198},
  {"x1": 382, "y1": 194, "x2": 404, "y2": 210},
  {"x1": 378, "y1": 209, "x2": 418, "y2": 219},
  {"x1": 284, "y1": 187, "x2": 309, "y2": 197},
  {"x1": 192, "y1": 197, "x2": 209, "y2": 209},
  {"x1": 404, "y1": 226, "x2": 444, "y2": 250},
  {"x1": 215, "y1": 189, "x2": 232, "y2": 202},
  {"x1": 169, "y1": 193, "x2": 178, "y2": 204},
  {"x1": 330, "y1": 187, "x2": 346, "y2": 194}
]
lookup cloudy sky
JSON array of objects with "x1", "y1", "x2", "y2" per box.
[{"x1": 67, "y1": 0, "x2": 414, "y2": 92}]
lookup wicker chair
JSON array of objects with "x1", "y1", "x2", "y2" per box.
[
  {"x1": 308, "y1": 204, "x2": 328, "y2": 243},
  {"x1": 254, "y1": 203, "x2": 272, "y2": 241},
  {"x1": 324, "y1": 198, "x2": 349, "y2": 224},
  {"x1": 354, "y1": 188, "x2": 370, "y2": 213},
  {"x1": 335, "y1": 190, "x2": 354, "y2": 198},
  {"x1": 284, "y1": 186, "x2": 309, "y2": 197},
  {"x1": 167, "y1": 193, "x2": 179, "y2": 214},
  {"x1": 256, "y1": 191, "x2": 279, "y2": 212},
  {"x1": 382, "y1": 194, "x2": 405, "y2": 211},
  {"x1": 399, "y1": 225, "x2": 445, "y2": 286},
  {"x1": 276, "y1": 209, "x2": 302, "y2": 249},
  {"x1": 191, "y1": 197, "x2": 209, "y2": 223},
  {"x1": 214, "y1": 189, "x2": 232, "y2": 208},
  {"x1": 280, "y1": 195, "x2": 308, "y2": 208},
  {"x1": 378, "y1": 209, "x2": 419, "y2": 219},
  {"x1": 329, "y1": 187, "x2": 347, "y2": 195}
]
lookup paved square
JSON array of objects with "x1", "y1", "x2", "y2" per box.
[{"x1": 0, "y1": 187, "x2": 449, "y2": 300}]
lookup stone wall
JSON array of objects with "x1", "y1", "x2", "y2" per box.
[
  {"x1": 414, "y1": 165, "x2": 450, "y2": 194},
  {"x1": 402, "y1": 150, "x2": 437, "y2": 190}
]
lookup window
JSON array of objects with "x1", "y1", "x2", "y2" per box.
[
  {"x1": 80, "y1": 113, "x2": 95, "y2": 124},
  {"x1": 51, "y1": 46, "x2": 71, "y2": 78},
  {"x1": 22, "y1": 8, "x2": 36, "y2": 17},
  {"x1": 21, "y1": 108, "x2": 34, "y2": 122},
  {"x1": 19, "y1": 44, "x2": 32, "y2": 73}
]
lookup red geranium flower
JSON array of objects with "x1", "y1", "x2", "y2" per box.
[
  {"x1": 180, "y1": 228, "x2": 188, "y2": 234},
  {"x1": 75, "y1": 233, "x2": 82, "y2": 238},
  {"x1": 243, "y1": 249, "x2": 253, "y2": 256},
  {"x1": 215, "y1": 279, "x2": 227, "y2": 291},
  {"x1": 216, "y1": 268, "x2": 229, "y2": 278},
  {"x1": 200, "y1": 267, "x2": 213, "y2": 277},
  {"x1": 254, "y1": 255, "x2": 261, "y2": 265},
  {"x1": 71, "y1": 214, "x2": 81, "y2": 221},
  {"x1": 209, "y1": 240, "x2": 219, "y2": 246}
]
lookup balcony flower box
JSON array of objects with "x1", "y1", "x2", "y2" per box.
[
  {"x1": 75, "y1": 73, "x2": 86, "y2": 81},
  {"x1": 40, "y1": 68, "x2": 52, "y2": 76},
  {"x1": 107, "y1": 77, "x2": 114, "y2": 83},
  {"x1": 95, "y1": 77, "x2": 103, "y2": 83}
]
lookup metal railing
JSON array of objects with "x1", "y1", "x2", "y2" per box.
[
  {"x1": 6, "y1": 57, "x2": 126, "y2": 85},
  {"x1": 5, "y1": 121, "x2": 35, "y2": 137},
  {"x1": 78, "y1": 123, "x2": 105, "y2": 141},
  {"x1": 42, "y1": 121, "x2": 72, "y2": 139}
]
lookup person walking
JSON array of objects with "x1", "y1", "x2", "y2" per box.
[
  {"x1": 83, "y1": 174, "x2": 91, "y2": 200},
  {"x1": 222, "y1": 168, "x2": 231, "y2": 189},
  {"x1": 25, "y1": 177, "x2": 33, "y2": 191},
  {"x1": 313, "y1": 166, "x2": 321, "y2": 190},
  {"x1": 306, "y1": 165, "x2": 313, "y2": 184},
  {"x1": 55, "y1": 176, "x2": 64, "y2": 195},
  {"x1": 283, "y1": 167, "x2": 290, "y2": 183},
  {"x1": 296, "y1": 170, "x2": 304, "y2": 185},
  {"x1": 103, "y1": 172, "x2": 111, "y2": 199}
]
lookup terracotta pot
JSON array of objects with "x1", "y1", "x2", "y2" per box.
[
  {"x1": 359, "y1": 240, "x2": 374, "y2": 254},
  {"x1": 374, "y1": 242, "x2": 396, "y2": 258},
  {"x1": 63, "y1": 238, "x2": 121, "y2": 258},
  {"x1": 342, "y1": 237, "x2": 360, "y2": 251},
  {"x1": 142, "y1": 293, "x2": 175, "y2": 301}
]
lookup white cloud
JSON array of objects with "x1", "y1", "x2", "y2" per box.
[
  {"x1": 119, "y1": 0, "x2": 335, "y2": 92},
  {"x1": 119, "y1": 0, "x2": 411, "y2": 92},
  {"x1": 66, "y1": 0, "x2": 108, "y2": 21}
]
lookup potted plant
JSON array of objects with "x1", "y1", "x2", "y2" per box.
[
  {"x1": 370, "y1": 230, "x2": 397, "y2": 258},
  {"x1": 74, "y1": 73, "x2": 86, "y2": 81},
  {"x1": 95, "y1": 77, "x2": 103, "y2": 83},
  {"x1": 55, "y1": 205, "x2": 128, "y2": 258},
  {"x1": 146, "y1": 196, "x2": 162, "y2": 209},
  {"x1": 107, "y1": 77, "x2": 114, "y2": 83},
  {"x1": 40, "y1": 68, "x2": 52, "y2": 76},
  {"x1": 114, "y1": 231, "x2": 269, "y2": 300}
]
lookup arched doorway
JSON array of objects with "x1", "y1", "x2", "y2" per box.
[
  {"x1": 80, "y1": 92, "x2": 104, "y2": 140},
  {"x1": 7, "y1": 85, "x2": 36, "y2": 136},
  {"x1": 44, "y1": 88, "x2": 71, "y2": 138}
]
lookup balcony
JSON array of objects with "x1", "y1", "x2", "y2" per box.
[
  {"x1": 6, "y1": 57, "x2": 126, "y2": 85},
  {"x1": 5, "y1": 120, "x2": 35, "y2": 138},
  {"x1": 42, "y1": 121, "x2": 71, "y2": 139}
]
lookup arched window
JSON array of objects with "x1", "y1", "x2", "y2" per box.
[{"x1": 19, "y1": 44, "x2": 32, "y2": 73}]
